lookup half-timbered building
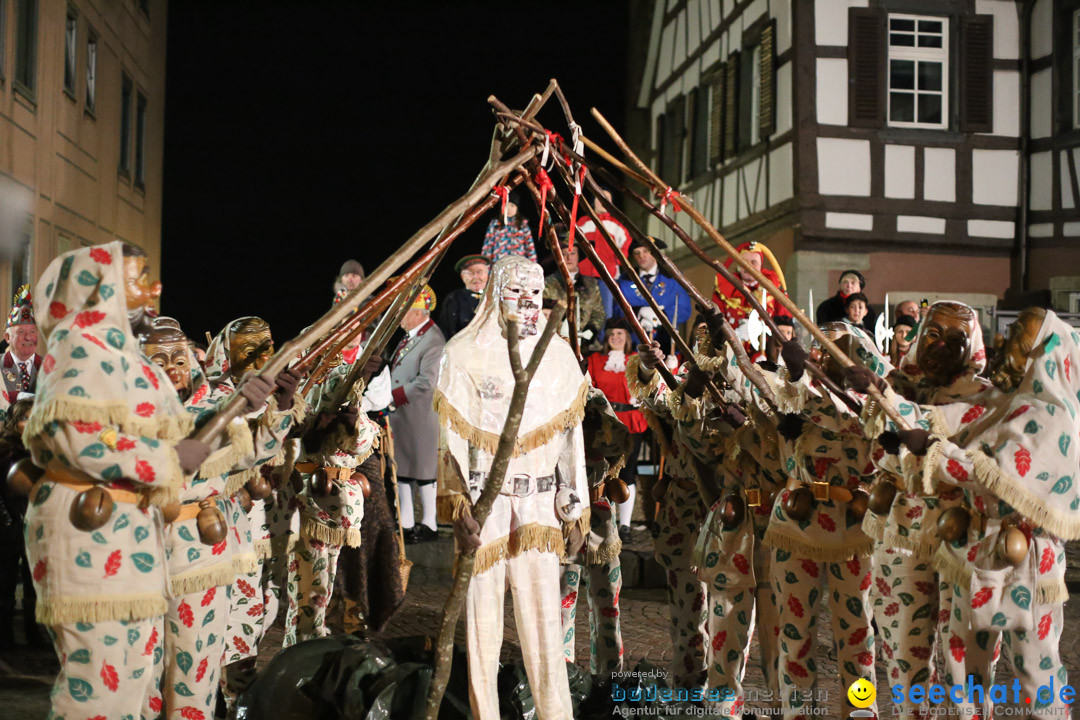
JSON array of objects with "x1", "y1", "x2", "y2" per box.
[{"x1": 627, "y1": 0, "x2": 1079, "y2": 320}]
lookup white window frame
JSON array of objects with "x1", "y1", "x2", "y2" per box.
[
  {"x1": 1073, "y1": 10, "x2": 1080, "y2": 129},
  {"x1": 886, "y1": 13, "x2": 949, "y2": 130}
]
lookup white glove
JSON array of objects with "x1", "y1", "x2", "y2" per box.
[{"x1": 638, "y1": 306, "x2": 660, "y2": 333}]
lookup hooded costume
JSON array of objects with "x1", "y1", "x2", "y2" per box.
[
  {"x1": 22, "y1": 241, "x2": 192, "y2": 718},
  {"x1": 859, "y1": 301, "x2": 987, "y2": 713},
  {"x1": 895, "y1": 310, "x2": 1079, "y2": 716},
  {"x1": 203, "y1": 317, "x2": 305, "y2": 714},
  {"x1": 284, "y1": 362, "x2": 381, "y2": 647},
  {"x1": 435, "y1": 255, "x2": 589, "y2": 720}
]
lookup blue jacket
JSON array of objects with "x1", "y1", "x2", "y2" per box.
[{"x1": 611, "y1": 272, "x2": 692, "y2": 350}]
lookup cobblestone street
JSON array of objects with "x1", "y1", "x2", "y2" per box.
[{"x1": 3, "y1": 529, "x2": 1080, "y2": 717}]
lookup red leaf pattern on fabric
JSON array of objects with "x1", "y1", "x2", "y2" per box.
[
  {"x1": 246, "y1": 603, "x2": 264, "y2": 618},
  {"x1": 1040, "y1": 547, "x2": 1055, "y2": 574},
  {"x1": 71, "y1": 421, "x2": 103, "y2": 434},
  {"x1": 846, "y1": 557, "x2": 860, "y2": 576},
  {"x1": 961, "y1": 405, "x2": 985, "y2": 424},
  {"x1": 135, "y1": 402, "x2": 156, "y2": 418},
  {"x1": 142, "y1": 364, "x2": 160, "y2": 390},
  {"x1": 970, "y1": 588, "x2": 993, "y2": 609},
  {"x1": 104, "y1": 550, "x2": 121, "y2": 578},
  {"x1": 1038, "y1": 613, "x2": 1053, "y2": 640},
  {"x1": 201, "y1": 587, "x2": 216, "y2": 607},
  {"x1": 797, "y1": 637, "x2": 812, "y2": 659},
  {"x1": 950, "y1": 635, "x2": 965, "y2": 661},
  {"x1": 1006, "y1": 405, "x2": 1032, "y2": 422},
  {"x1": 32, "y1": 559, "x2": 46, "y2": 582},
  {"x1": 875, "y1": 577, "x2": 892, "y2": 597},
  {"x1": 732, "y1": 554, "x2": 750, "y2": 574},
  {"x1": 711, "y1": 630, "x2": 727, "y2": 652},
  {"x1": 1015, "y1": 447, "x2": 1031, "y2": 477},
  {"x1": 849, "y1": 627, "x2": 868, "y2": 646},
  {"x1": 946, "y1": 460, "x2": 969, "y2": 482},
  {"x1": 859, "y1": 571, "x2": 872, "y2": 591},
  {"x1": 180, "y1": 708, "x2": 205, "y2": 720},
  {"x1": 211, "y1": 540, "x2": 227, "y2": 556},
  {"x1": 89, "y1": 247, "x2": 112, "y2": 264},
  {"x1": 74, "y1": 310, "x2": 106, "y2": 328},
  {"x1": 196, "y1": 657, "x2": 208, "y2": 682},
  {"x1": 41, "y1": 355, "x2": 55, "y2": 374},
  {"x1": 787, "y1": 596, "x2": 804, "y2": 618},
  {"x1": 144, "y1": 627, "x2": 158, "y2": 656},
  {"x1": 116, "y1": 437, "x2": 136, "y2": 451},
  {"x1": 817, "y1": 513, "x2": 836, "y2": 532},
  {"x1": 178, "y1": 600, "x2": 194, "y2": 628},
  {"x1": 237, "y1": 579, "x2": 256, "y2": 598},
  {"x1": 135, "y1": 460, "x2": 155, "y2": 483},
  {"x1": 800, "y1": 559, "x2": 819, "y2": 578},
  {"x1": 786, "y1": 661, "x2": 808, "y2": 678},
  {"x1": 100, "y1": 661, "x2": 119, "y2": 691},
  {"x1": 232, "y1": 636, "x2": 249, "y2": 654},
  {"x1": 561, "y1": 591, "x2": 577, "y2": 609},
  {"x1": 48, "y1": 302, "x2": 68, "y2": 319},
  {"x1": 857, "y1": 651, "x2": 874, "y2": 666},
  {"x1": 148, "y1": 696, "x2": 162, "y2": 712}
]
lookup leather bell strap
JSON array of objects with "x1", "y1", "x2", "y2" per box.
[
  {"x1": 40, "y1": 465, "x2": 146, "y2": 506},
  {"x1": 173, "y1": 501, "x2": 205, "y2": 523},
  {"x1": 785, "y1": 477, "x2": 853, "y2": 504},
  {"x1": 294, "y1": 462, "x2": 353, "y2": 482}
]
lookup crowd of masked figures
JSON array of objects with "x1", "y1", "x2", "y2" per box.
[{"x1": 0, "y1": 237, "x2": 1075, "y2": 720}]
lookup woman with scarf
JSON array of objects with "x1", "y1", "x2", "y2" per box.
[{"x1": 587, "y1": 317, "x2": 647, "y2": 540}]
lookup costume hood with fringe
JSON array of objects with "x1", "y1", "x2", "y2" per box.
[
  {"x1": 890, "y1": 301, "x2": 990, "y2": 404},
  {"x1": 434, "y1": 255, "x2": 588, "y2": 457}
]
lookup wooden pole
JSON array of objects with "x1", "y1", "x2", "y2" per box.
[
  {"x1": 189, "y1": 145, "x2": 539, "y2": 444},
  {"x1": 587, "y1": 108, "x2": 906, "y2": 428},
  {"x1": 424, "y1": 302, "x2": 567, "y2": 719}
]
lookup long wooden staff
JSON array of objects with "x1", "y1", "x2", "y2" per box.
[
  {"x1": 588, "y1": 109, "x2": 908, "y2": 428},
  {"x1": 424, "y1": 302, "x2": 567, "y2": 720},
  {"x1": 545, "y1": 157, "x2": 734, "y2": 403},
  {"x1": 189, "y1": 145, "x2": 538, "y2": 444}
]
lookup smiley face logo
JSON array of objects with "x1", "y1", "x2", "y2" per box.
[{"x1": 847, "y1": 678, "x2": 876, "y2": 708}]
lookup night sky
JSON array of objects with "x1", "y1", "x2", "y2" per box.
[{"x1": 161, "y1": 1, "x2": 629, "y2": 343}]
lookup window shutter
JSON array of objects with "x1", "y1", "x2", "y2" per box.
[
  {"x1": 667, "y1": 98, "x2": 685, "y2": 183},
  {"x1": 655, "y1": 113, "x2": 666, "y2": 178},
  {"x1": 959, "y1": 15, "x2": 994, "y2": 133},
  {"x1": 847, "y1": 8, "x2": 885, "y2": 128},
  {"x1": 723, "y1": 53, "x2": 739, "y2": 158},
  {"x1": 709, "y1": 69, "x2": 725, "y2": 164},
  {"x1": 759, "y1": 21, "x2": 776, "y2": 140}
]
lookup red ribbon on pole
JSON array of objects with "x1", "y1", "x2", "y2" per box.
[
  {"x1": 535, "y1": 168, "x2": 555, "y2": 238},
  {"x1": 565, "y1": 165, "x2": 586, "y2": 253},
  {"x1": 658, "y1": 186, "x2": 682, "y2": 214},
  {"x1": 491, "y1": 185, "x2": 509, "y2": 225}
]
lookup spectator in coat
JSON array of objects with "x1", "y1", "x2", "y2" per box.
[
  {"x1": 437, "y1": 254, "x2": 490, "y2": 339},
  {"x1": 389, "y1": 284, "x2": 446, "y2": 543},
  {"x1": 815, "y1": 269, "x2": 878, "y2": 329},
  {"x1": 481, "y1": 190, "x2": 536, "y2": 262}
]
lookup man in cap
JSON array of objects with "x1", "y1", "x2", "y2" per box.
[
  {"x1": 390, "y1": 284, "x2": 446, "y2": 543},
  {"x1": 610, "y1": 237, "x2": 691, "y2": 355},
  {"x1": 437, "y1": 254, "x2": 491, "y2": 338},
  {"x1": 816, "y1": 269, "x2": 878, "y2": 328},
  {"x1": 333, "y1": 259, "x2": 365, "y2": 307},
  {"x1": 543, "y1": 238, "x2": 606, "y2": 355},
  {"x1": 0, "y1": 285, "x2": 41, "y2": 419}
]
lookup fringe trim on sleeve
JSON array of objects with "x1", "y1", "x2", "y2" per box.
[
  {"x1": 693, "y1": 352, "x2": 727, "y2": 374},
  {"x1": 762, "y1": 527, "x2": 875, "y2": 563},
  {"x1": 36, "y1": 593, "x2": 167, "y2": 625},
  {"x1": 965, "y1": 451, "x2": 1080, "y2": 541},
  {"x1": 606, "y1": 454, "x2": 627, "y2": 480},
  {"x1": 861, "y1": 511, "x2": 886, "y2": 542},
  {"x1": 168, "y1": 562, "x2": 236, "y2": 597},
  {"x1": 625, "y1": 355, "x2": 662, "y2": 400},
  {"x1": 468, "y1": 523, "x2": 566, "y2": 577},
  {"x1": 198, "y1": 417, "x2": 255, "y2": 478},
  {"x1": 564, "y1": 507, "x2": 592, "y2": 546},
  {"x1": 878, "y1": 526, "x2": 940, "y2": 561},
  {"x1": 773, "y1": 370, "x2": 817, "y2": 416},
  {"x1": 586, "y1": 539, "x2": 623, "y2": 565},
  {"x1": 300, "y1": 517, "x2": 361, "y2": 548},
  {"x1": 933, "y1": 544, "x2": 1069, "y2": 605},
  {"x1": 433, "y1": 381, "x2": 588, "y2": 458},
  {"x1": 224, "y1": 468, "x2": 257, "y2": 499},
  {"x1": 437, "y1": 493, "x2": 471, "y2": 525},
  {"x1": 667, "y1": 386, "x2": 705, "y2": 422}
]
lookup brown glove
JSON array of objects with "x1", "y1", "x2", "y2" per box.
[
  {"x1": 776, "y1": 413, "x2": 805, "y2": 441},
  {"x1": 683, "y1": 367, "x2": 708, "y2": 400},
  {"x1": 175, "y1": 439, "x2": 213, "y2": 474},
  {"x1": 337, "y1": 406, "x2": 359, "y2": 433},
  {"x1": 781, "y1": 341, "x2": 809, "y2": 381},
  {"x1": 273, "y1": 367, "x2": 303, "y2": 411},
  {"x1": 637, "y1": 342, "x2": 664, "y2": 372},
  {"x1": 363, "y1": 354, "x2": 383, "y2": 378},
  {"x1": 878, "y1": 431, "x2": 901, "y2": 455},
  {"x1": 898, "y1": 428, "x2": 935, "y2": 456},
  {"x1": 844, "y1": 365, "x2": 887, "y2": 395},
  {"x1": 704, "y1": 308, "x2": 727, "y2": 349},
  {"x1": 452, "y1": 512, "x2": 482, "y2": 550},
  {"x1": 236, "y1": 375, "x2": 274, "y2": 413}
]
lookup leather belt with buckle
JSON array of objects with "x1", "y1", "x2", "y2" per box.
[
  {"x1": 294, "y1": 462, "x2": 352, "y2": 482},
  {"x1": 785, "y1": 477, "x2": 854, "y2": 504}
]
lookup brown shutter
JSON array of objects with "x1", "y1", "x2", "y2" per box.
[
  {"x1": 723, "y1": 53, "x2": 739, "y2": 158},
  {"x1": 959, "y1": 15, "x2": 994, "y2": 133},
  {"x1": 847, "y1": 8, "x2": 885, "y2": 128},
  {"x1": 759, "y1": 21, "x2": 776, "y2": 140},
  {"x1": 709, "y1": 68, "x2": 725, "y2": 164},
  {"x1": 668, "y1": 97, "x2": 685, "y2": 183}
]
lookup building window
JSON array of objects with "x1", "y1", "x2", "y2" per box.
[
  {"x1": 749, "y1": 44, "x2": 762, "y2": 146},
  {"x1": 135, "y1": 92, "x2": 147, "y2": 188},
  {"x1": 119, "y1": 72, "x2": 132, "y2": 175},
  {"x1": 86, "y1": 29, "x2": 97, "y2": 114},
  {"x1": 688, "y1": 85, "x2": 710, "y2": 179},
  {"x1": 887, "y1": 14, "x2": 948, "y2": 129},
  {"x1": 63, "y1": 7, "x2": 76, "y2": 97},
  {"x1": 1074, "y1": 10, "x2": 1080, "y2": 129},
  {"x1": 14, "y1": 0, "x2": 37, "y2": 99},
  {"x1": 10, "y1": 220, "x2": 32, "y2": 296}
]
